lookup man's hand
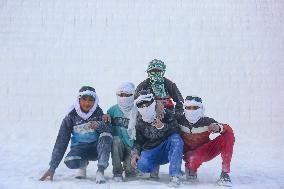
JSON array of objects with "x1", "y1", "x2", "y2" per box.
[
  {"x1": 151, "y1": 118, "x2": 164, "y2": 129},
  {"x1": 208, "y1": 123, "x2": 223, "y2": 133},
  {"x1": 89, "y1": 121, "x2": 99, "y2": 130},
  {"x1": 102, "y1": 114, "x2": 111, "y2": 123},
  {"x1": 131, "y1": 154, "x2": 140, "y2": 168},
  {"x1": 39, "y1": 170, "x2": 54, "y2": 181}
]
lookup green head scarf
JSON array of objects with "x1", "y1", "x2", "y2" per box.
[{"x1": 147, "y1": 59, "x2": 167, "y2": 98}]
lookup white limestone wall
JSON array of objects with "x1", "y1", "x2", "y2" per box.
[{"x1": 0, "y1": 0, "x2": 283, "y2": 150}]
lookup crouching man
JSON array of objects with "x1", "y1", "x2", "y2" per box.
[
  {"x1": 130, "y1": 90, "x2": 184, "y2": 187},
  {"x1": 40, "y1": 86, "x2": 112, "y2": 184},
  {"x1": 178, "y1": 96, "x2": 235, "y2": 187}
]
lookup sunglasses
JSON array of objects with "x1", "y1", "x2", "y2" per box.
[
  {"x1": 137, "y1": 99, "x2": 154, "y2": 108},
  {"x1": 117, "y1": 93, "x2": 133, "y2": 97},
  {"x1": 185, "y1": 96, "x2": 202, "y2": 103},
  {"x1": 184, "y1": 106, "x2": 200, "y2": 110}
]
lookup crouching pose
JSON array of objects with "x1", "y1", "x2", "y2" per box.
[
  {"x1": 40, "y1": 86, "x2": 112, "y2": 184},
  {"x1": 107, "y1": 82, "x2": 137, "y2": 182},
  {"x1": 130, "y1": 90, "x2": 184, "y2": 187},
  {"x1": 178, "y1": 96, "x2": 235, "y2": 187}
]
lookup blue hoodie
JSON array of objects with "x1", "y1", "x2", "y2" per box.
[{"x1": 48, "y1": 107, "x2": 112, "y2": 172}]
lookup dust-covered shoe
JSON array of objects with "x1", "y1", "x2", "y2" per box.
[
  {"x1": 149, "y1": 165, "x2": 160, "y2": 180},
  {"x1": 96, "y1": 170, "x2": 106, "y2": 184},
  {"x1": 217, "y1": 172, "x2": 232, "y2": 187},
  {"x1": 113, "y1": 174, "x2": 123, "y2": 182},
  {"x1": 185, "y1": 167, "x2": 198, "y2": 183},
  {"x1": 168, "y1": 176, "x2": 181, "y2": 187},
  {"x1": 75, "y1": 163, "x2": 87, "y2": 179}
]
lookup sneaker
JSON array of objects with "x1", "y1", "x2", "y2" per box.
[
  {"x1": 75, "y1": 166, "x2": 87, "y2": 179},
  {"x1": 217, "y1": 172, "x2": 232, "y2": 187},
  {"x1": 96, "y1": 170, "x2": 106, "y2": 184},
  {"x1": 168, "y1": 176, "x2": 181, "y2": 187},
  {"x1": 185, "y1": 167, "x2": 198, "y2": 183},
  {"x1": 149, "y1": 165, "x2": 160, "y2": 180},
  {"x1": 113, "y1": 174, "x2": 123, "y2": 182},
  {"x1": 125, "y1": 171, "x2": 138, "y2": 178}
]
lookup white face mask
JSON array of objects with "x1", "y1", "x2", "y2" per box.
[
  {"x1": 184, "y1": 108, "x2": 203, "y2": 124},
  {"x1": 117, "y1": 96, "x2": 134, "y2": 118},
  {"x1": 138, "y1": 101, "x2": 156, "y2": 123}
]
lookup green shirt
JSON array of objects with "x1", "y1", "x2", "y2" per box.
[{"x1": 107, "y1": 104, "x2": 134, "y2": 147}]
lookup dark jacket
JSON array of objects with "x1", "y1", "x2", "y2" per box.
[
  {"x1": 136, "y1": 77, "x2": 184, "y2": 115},
  {"x1": 49, "y1": 107, "x2": 112, "y2": 172},
  {"x1": 132, "y1": 109, "x2": 180, "y2": 155}
]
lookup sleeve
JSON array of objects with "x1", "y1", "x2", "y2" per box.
[
  {"x1": 131, "y1": 123, "x2": 145, "y2": 155},
  {"x1": 164, "y1": 111, "x2": 181, "y2": 135},
  {"x1": 95, "y1": 121, "x2": 112, "y2": 134},
  {"x1": 135, "y1": 80, "x2": 148, "y2": 94},
  {"x1": 48, "y1": 116, "x2": 72, "y2": 172},
  {"x1": 206, "y1": 117, "x2": 228, "y2": 133},
  {"x1": 96, "y1": 106, "x2": 104, "y2": 121},
  {"x1": 171, "y1": 82, "x2": 184, "y2": 115},
  {"x1": 206, "y1": 117, "x2": 218, "y2": 125}
]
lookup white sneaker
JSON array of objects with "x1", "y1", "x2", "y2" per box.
[
  {"x1": 96, "y1": 170, "x2": 106, "y2": 184},
  {"x1": 168, "y1": 176, "x2": 181, "y2": 187},
  {"x1": 75, "y1": 167, "x2": 87, "y2": 179}
]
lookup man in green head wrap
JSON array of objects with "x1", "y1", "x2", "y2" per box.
[
  {"x1": 146, "y1": 59, "x2": 167, "y2": 98},
  {"x1": 136, "y1": 59, "x2": 184, "y2": 117}
]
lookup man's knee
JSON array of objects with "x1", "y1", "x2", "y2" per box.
[
  {"x1": 137, "y1": 156, "x2": 154, "y2": 173},
  {"x1": 222, "y1": 131, "x2": 235, "y2": 145},
  {"x1": 112, "y1": 136, "x2": 121, "y2": 146},
  {"x1": 169, "y1": 133, "x2": 184, "y2": 147},
  {"x1": 98, "y1": 135, "x2": 113, "y2": 152},
  {"x1": 64, "y1": 156, "x2": 85, "y2": 169},
  {"x1": 99, "y1": 133, "x2": 113, "y2": 145}
]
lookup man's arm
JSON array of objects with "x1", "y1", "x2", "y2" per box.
[
  {"x1": 131, "y1": 124, "x2": 145, "y2": 156},
  {"x1": 163, "y1": 110, "x2": 181, "y2": 134},
  {"x1": 135, "y1": 79, "x2": 149, "y2": 94},
  {"x1": 130, "y1": 125, "x2": 145, "y2": 168},
  {"x1": 40, "y1": 116, "x2": 72, "y2": 181},
  {"x1": 48, "y1": 117, "x2": 72, "y2": 172},
  {"x1": 171, "y1": 82, "x2": 184, "y2": 114}
]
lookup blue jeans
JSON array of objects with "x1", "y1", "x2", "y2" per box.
[
  {"x1": 137, "y1": 133, "x2": 183, "y2": 177},
  {"x1": 64, "y1": 136, "x2": 112, "y2": 170}
]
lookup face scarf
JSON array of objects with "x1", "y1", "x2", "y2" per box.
[
  {"x1": 117, "y1": 95, "x2": 134, "y2": 118},
  {"x1": 148, "y1": 71, "x2": 167, "y2": 98},
  {"x1": 184, "y1": 108, "x2": 204, "y2": 124},
  {"x1": 138, "y1": 101, "x2": 156, "y2": 123},
  {"x1": 183, "y1": 99, "x2": 204, "y2": 124},
  {"x1": 116, "y1": 82, "x2": 135, "y2": 118}
]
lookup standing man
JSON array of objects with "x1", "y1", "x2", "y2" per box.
[
  {"x1": 136, "y1": 59, "x2": 184, "y2": 116},
  {"x1": 107, "y1": 82, "x2": 137, "y2": 181}
]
